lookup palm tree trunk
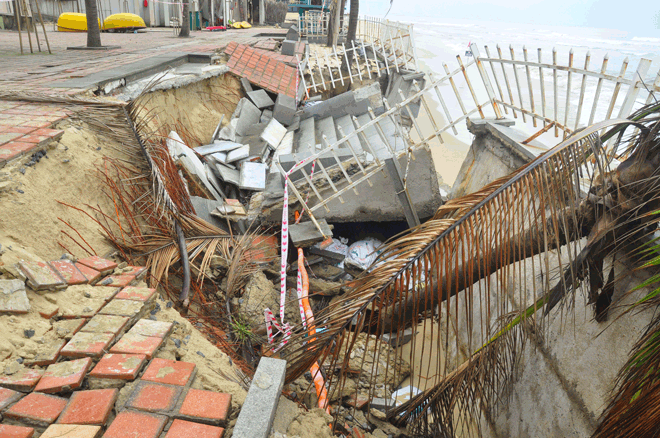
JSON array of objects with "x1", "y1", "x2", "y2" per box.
[
  {"x1": 179, "y1": 1, "x2": 190, "y2": 37},
  {"x1": 346, "y1": 0, "x2": 357, "y2": 44},
  {"x1": 84, "y1": 0, "x2": 102, "y2": 48}
]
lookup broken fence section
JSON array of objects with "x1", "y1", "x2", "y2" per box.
[{"x1": 280, "y1": 42, "x2": 660, "y2": 236}]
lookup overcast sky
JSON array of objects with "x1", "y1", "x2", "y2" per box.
[{"x1": 359, "y1": 0, "x2": 660, "y2": 38}]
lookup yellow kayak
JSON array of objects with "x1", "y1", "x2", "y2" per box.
[
  {"x1": 231, "y1": 21, "x2": 251, "y2": 29},
  {"x1": 57, "y1": 12, "x2": 100, "y2": 32},
  {"x1": 103, "y1": 13, "x2": 146, "y2": 32}
]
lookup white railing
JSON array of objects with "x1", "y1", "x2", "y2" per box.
[
  {"x1": 280, "y1": 42, "x2": 660, "y2": 235},
  {"x1": 298, "y1": 11, "x2": 347, "y2": 38},
  {"x1": 357, "y1": 16, "x2": 418, "y2": 72}
]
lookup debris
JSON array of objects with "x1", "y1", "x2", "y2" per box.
[
  {"x1": 226, "y1": 145, "x2": 250, "y2": 163},
  {"x1": 281, "y1": 40, "x2": 296, "y2": 56},
  {"x1": 247, "y1": 89, "x2": 275, "y2": 109},
  {"x1": 239, "y1": 162, "x2": 267, "y2": 191},
  {"x1": 288, "y1": 220, "x2": 333, "y2": 248},
  {"x1": 195, "y1": 140, "x2": 243, "y2": 156},
  {"x1": 260, "y1": 118, "x2": 287, "y2": 150},
  {"x1": 17, "y1": 261, "x2": 66, "y2": 292},
  {"x1": 273, "y1": 94, "x2": 296, "y2": 126},
  {"x1": 212, "y1": 162, "x2": 241, "y2": 186},
  {"x1": 344, "y1": 238, "x2": 384, "y2": 275},
  {"x1": 211, "y1": 115, "x2": 225, "y2": 141},
  {"x1": 309, "y1": 238, "x2": 349, "y2": 263},
  {"x1": 0, "y1": 279, "x2": 30, "y2": 314}
]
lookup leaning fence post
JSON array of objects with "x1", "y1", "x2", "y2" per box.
[
  {"x1": 470, "y1": 43, "x2": 502, "y2": 119},
  {"x1": 617, "y1": 58, "x2": 652, "y2": 119}
]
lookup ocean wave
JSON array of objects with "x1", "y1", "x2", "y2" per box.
[{"x1": 631, "y1": 37, "x2": 660, "y2": 43}]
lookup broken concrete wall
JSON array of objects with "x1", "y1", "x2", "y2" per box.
[{"x1": 449, "y1": 118, "x2": 538, "y2": 199}]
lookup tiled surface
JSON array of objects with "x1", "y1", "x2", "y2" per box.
[
  {"x1": 4, "y1": 392, "x2": 68, "y2": 426},
  {"x1": 24, "y1": 339, "x2": 65, "y2": 366},
  {"x1": 141, "y1": 358, "x2": 196, "y2": 387},
  {"x1": 102, "y1": 410, "x2": 167, "y2": 438},
  {"x1": 0, "y1": 386, "x2": 23, "y2": 410},
  {"x1": 0, "y1": 366, "x2": 44, "y2": 392},
  {"x1": 60, "y1": 332, "x2": 114, "y2": 358},
  {"x1": 80, "y1": 314, "x2": 129, "y2": 335},
  {"x1": 0, "y1": 424, "x2": 35, "y2": 438},
  {"x1": 98, "y1": 299, "x2": 143, "y2": 318},
  {"x1": 76, "y1": 257, "x2": 117, "y2": 275},
  {"x1": 58, "y1": 389, "x2": 118, "y2": 425},
  {"x1": 175, "y1": 389, "x2": 232, "y2": 426},
  {"x1": 114, "y1": 286, "x2": 156, "y2": 302},
  {"x1": 35, "y1": 358, "x2": 92, "y2": 393},
  {"x1": 40, "y1": 424, "x2": 102, "y2": 438},
  {"x1": 89, "y1": 354, "x2": 147, "y2": 380},
  {"x1": 128, "y1": 319, "x2": 173, "y2": 338},
  {"x1": 53, "y1": 318, "x2": 87, "y2": 340},
  {"x1": 225, "y1": 42, "x2": 299, "y2": 98},
  {"x1": 253, "y1": 38, "x2": 278, "y2": 51},
  {"x1": 16, "y1": 260, "x2": 66, "y2": 290},
  {"x1": 101, "y1": 274, "x2": 136, "y2": 288},
  {"x1": 165, "y1": 419, "x2": 224, "y2": 438},
  {"x1": 109, "y1": 333, "x2": 163, "y2": 359},
  {"x1": 226, "y1": 40, "x2": 299, "y2": 65},
  {"x1": 49, "y1": 260, "x2": 89, "y2": 285},
  {"x1": 74, "y1": 263, "x2": 103, "y2": 284},
  {"x1": 126, "y1": 381, "x2": 182, "y2": 414},
  {"x1": 0, "y1": 109, "x2": 65, "y2": 166}
]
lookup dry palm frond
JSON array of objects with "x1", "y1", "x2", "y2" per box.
[{"x1": 278, "y1": 104, "x2": 660, "y2": 436}]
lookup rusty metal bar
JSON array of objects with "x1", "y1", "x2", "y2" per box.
[
  {"x1": 523, "y1": 46, "x2": 537, "y2": 127},
  {"x1": 588, "y1": 54, "x2": 608, "y2": 125},
  {"x1": 497, "y1": 45, "x2": 518, "y2": 119},
  {"x1": 471, "y1": 43, "x2": 502, "y2": 118},
  {"x1": 538, "y1": 48, "x2": 547, "y2": 127}
]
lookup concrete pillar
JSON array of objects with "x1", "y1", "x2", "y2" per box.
[{"x1": 258, "y1": 0, "x2": 263, "y2": 25}]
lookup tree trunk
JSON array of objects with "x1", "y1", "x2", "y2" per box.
[
  {"x1": 179, "y1": 1, "x2": 190, "y2": 37},
  {"x1": 84, "y1": 0, "x2": 102, "y2": 48},
  {"x1": 346, "y1": 0, "x2": 358, "y2": 44}
]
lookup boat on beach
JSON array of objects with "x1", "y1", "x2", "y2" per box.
[
  {"x1": 56, "y1": 12, "x2": 99, "y2": 32},
  {"x1": 103, "y1": 13, "x2": 147, "y2": 32}
]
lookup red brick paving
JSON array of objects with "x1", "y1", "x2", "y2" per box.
[
  {"x1": 0, "y1": 424, "x2": 35, "y2": 438},
  {"x1": 17, "y1": 260, "x2": 66, "y2": 291},
  {"x1": 40, "y1": 424, "x2": 102, "y2": 438},
  {"x1": 176, "y1": 389, "x2": 232, "y2": 426},
  {"x1": 101, "y1": 274, "x2": 136, "y2": 288},
  {"x1": 165, "y1": 419, "x2": 225, "y2": 438},
  {"x1": 128, "y1": 319, "x2": 173, "y2": 339},
  {"x1": 80, "y1": 314, "x2": 129, "y2": 335},
  {"x1": 58, "y1": 388, "x2": 118, "y2": 425},
  {"x1": 35, "y1": 357, "x2": 92, "y2": 393},
  {"x1": 225, "y1": 42, "x2": 299, "y2": 98},
  {"x1": 76, "y1": 256, "x2": 117, "y2": 275},
  {"x1": 24, "y1": 339, "x2": 66, "y2": 367},
  {"x1": 102, "y1": 410, "x2": 167, "y2": 438},
  {"x1": 60, "y1": 331, "x2": 114, "y2": 358},
  {"x1": 98, "y1": 298, "x2": 144, "y2": 318},
  {"x1": 109, "y1": 333, "x2": 163, "y2": 359},
  {"x1": 126, "y1": 381, "x2": 182, "y2": 413},
  {"x1": 141, "y1": 358, "x2": 196, "y2": 387},
  {"x1": 0, "y1": 386, "x2": 23, "y2": 410},
  {"x1": 0, "y1": 367, "x2": 44, "y2": 392},
  {"x1": 74, "y1": 263, "x2": 103, "y2": 284},
  {"x1": 89, "y1": 353, "x2": 147, "y2": 380},
  {"x1": 114, "y1": 286, "x2": 156, "y2": 302},
  {"x1": 49, "y1": 260, "x2": 89, "y2": 285},
  {"x1": 4, "y1": 392, "x2": 68, "y2": 426}
]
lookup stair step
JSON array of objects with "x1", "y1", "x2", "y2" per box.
[
  {"x1": 294, "y1": 117, "x2": 316, "y2": 157},
  {"x1": 355, "y1": 113, "x2": 401, "y2": 160},
  {"x1": 316, "y1": 116, "x2": 338, "y2": 145},
  {"x1": 334, "y1": 115, "x2": 364, "y2": 157}
]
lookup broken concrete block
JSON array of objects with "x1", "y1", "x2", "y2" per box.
[
  {"x1": 17, "y1": 261, "x2": 66, "y2": 291},
  {"x1": 234, "y1": 98, "x2": 262, "y2": 137},
  {"x1": 195, "y1": 141, "x2": 243, "y2": 156},
  {"x1": 260, "y1": 109, "x2": 273, "y2": 124},
  {"x1": 226, "y1": 145, "x2": 250, "y2": 163},
  {"x1": 281, "y1": 39, "x2": 296, "y2": 56},
  {"x1": 286, "y1": 114, "x2": 301, "y2": 132},
  {"x1": 240, "y1": 77, "x2": 253, "y2": 93},
  {"x1": 212, "y1": 162, "x2": 241, "y2": 186},
  {"x1": 381, "y1": 328, "x2": 415, "y2": 347},
  {"x1": 239, "y1": 162, "x2": 267, "y2": 191},
  {"x1": 232, "y1": 357, "x2": 286, "y2": 438},
  {"x1": 218, "y1": 118, "x2": 238, "y2": 142},
  {"x1": 260, "y1": 118, "x2": 287, "y2": 149},
  {"x1": 211, "y1": 115, "x2": 225, "y2": 142},
  {"x1": 247, "y1": 89, "x2": 275, "y2": 109},
  {"x1": 286, "y1": 26, "x2": 299, "y2": 42},
  {"x1": 274, "y1": 94, "x2": 297, "y2": 127},
  {"x1": 0, "y1": 279, "x2": 30, "y2": 314},
  {"x1": 288, "y1": 220, "x2": 333, "y2": 247}
]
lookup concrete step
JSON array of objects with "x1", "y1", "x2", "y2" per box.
[
  {"x1": 294, "y1": 116, "x2": 316, "y2": 157},
  {"x1": 334, "y1": 114, "x2": 364, "y2": 157},
  {"x1": 316, "y1": 116, "x2": 338, "y2": 146},
  {"x1": 355, "y1": 113, "x2": 401, "y2": 161}
]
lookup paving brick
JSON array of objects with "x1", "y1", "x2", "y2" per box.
[
  {"x1": 39, "y1": 305, "x2": 59, "y2": 319},
  {"x1": 98, "y1": 299, "x2": 144, "y2": 318},
  {"x1": 49, "y1": 260, "x2": 88, "y2": 285},
  {"x1": 24, "y1": 339, "x2": 66, "y2": 367},
  {"x1": 0, "y1": 279, "x2": 30, "y2": 314},
  {"x1": 141, "y1": 358, "x2": 196, "y2": 387},
  {"x1": 76, "y1": 257, "x2": 117, "y2": 275},
  {"x1": 60, "y1": 332, "x2": 114, "y2": 358},
  {"x1": 0, "y1": 141, "x2": 37, "y2": 162},
  {"x1": 109, "y1": 334, "x2": 163, "y2": 359},
  {"x1": 118, "y1": 266, "x2": 146, "y2": 279},
  {"x1": 35, "y1": 357, "x2": 92, "y2": 393},
  {"x1": 102, "y1": 410, "x2": 167, "y2": 438},
  {"x1": 80, "y1": 315, "x2": 129, "y2": 335},
  {"x1": 58, "y1": 389, "x2": 118, "y2": 425},
  {"x1": 126, "y1": 381, "x2": 182, "y2": 414},
  {"x1": 53, "y1": 318, "x2": 87, "y2": 340},
  {"x1": 165, "y1": 419, "x2": 224, "y2": 438},
  {"x1": 40, "y1": 424, "x2": 102, "y2": 438},
  {"x1": 75, "y1": 263, "x2": 103, "y2": 284},
  {"x1": 128, "y1": 319, "x2": 173, "y2": 339},
  {"x1": 17, "y1": 261, "x2": 66, "y2": 291},
  {"x1": 114, "y1": 286, "x2": 156, "y2": 302},
  {"x1": 100, "y1": 275, "x2": 136, "y2": 288},
  {"x1": 0, "y1": 366, "x2": 44, "y2": 392},
  {"x1": 89, "y1": 354, "x2": 147, "y2": 380},
  {"x1": 4, "y1": 392, "x2": 68, "y2": 427},
  {"x1": 0, "y1": 386, "x2": 23, "y2": 410},
  {"x1": 73, "y1": 285, "x2": 120, "y2": 302},
  {"x1": 0, "y1": 424, "x2": 35, "y2": 438},
  {"x1": 175, "y1": 389, "x2": 232, "y2": 426}
]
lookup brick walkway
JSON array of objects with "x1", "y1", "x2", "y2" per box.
[
  {"x1": 0, "y1": 26, "x2": 287, "y2": 168},
  {"x1": 0, "y1": 256, "x2": 232, "y2": 438}
]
